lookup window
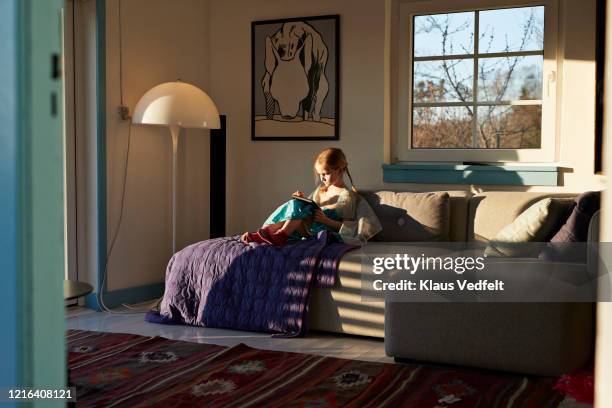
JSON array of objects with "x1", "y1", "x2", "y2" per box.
[{"x1": 395, "y1": 1, "x2": 558, "y2": 162}]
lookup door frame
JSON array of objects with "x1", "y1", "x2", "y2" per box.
[{"x1": 1, "y1": 0, "x2": 67, "y2": 396}]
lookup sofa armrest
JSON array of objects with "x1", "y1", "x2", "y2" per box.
[
  {"x1": 471, "y1": 257, "x2": 594, "y2": 302},
  {"x1": 588, "y1": 210, "x2": 602, "y2": 279},
  {"x1": 588, "y1": 210, "x2": 601, "y2": 243}
]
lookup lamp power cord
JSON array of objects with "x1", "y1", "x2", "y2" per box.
[{"x1": 95, "y1": 0, "x2": 162, "y2": 315}]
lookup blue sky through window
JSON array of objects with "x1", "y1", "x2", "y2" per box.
[
  {"x1": 414, "y1": 6, "x2": 544, "y2": 56},
  {"x1": 411, "y1": 6, "x2": 545, "y2": 149}
]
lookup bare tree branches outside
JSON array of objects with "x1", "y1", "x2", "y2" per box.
[{"x1": 412, "y1": 6, "x2": 545, "y2": 149}]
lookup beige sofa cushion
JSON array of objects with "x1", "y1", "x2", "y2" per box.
[
  {"x1": 363, "y1": 191, "x2": 450, "y2": 242},
  {"x1": 468, "y1": 192, "x2": 576, "y2": 242},
  {"x1": 448, "y1": 191, "x2": 472, "y2": 242}
]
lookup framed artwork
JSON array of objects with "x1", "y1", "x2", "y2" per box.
[{"x1": 251, "y1": 15, "x2": 340, "y2": 141}]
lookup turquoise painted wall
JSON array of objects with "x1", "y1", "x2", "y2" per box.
[
  {"x1": 0, "y1": 0, "x2": 20, "y2": 395},
  {"x1": 0, "y1": 0, "x2": 66, "y2": 403}
]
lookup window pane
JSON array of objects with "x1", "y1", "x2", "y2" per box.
[
  {"x1": 476, "y1": 105, "x2": 541, "y2": 148},
  {"x1": 414, "y1": 59, "x2": 473, "y2": 103},
  {"x1": 479, "y1": 6, "x2": 544, "y2": 53},
  {"x1": 412, "y1": 107, "x2": 473, "y2": 148},
  {"x1": 478, "y1": 55, "x2": 543, "y2": 101},
  {"x1": 414, "y1": 12, "x2": 474, "y2": 57}
]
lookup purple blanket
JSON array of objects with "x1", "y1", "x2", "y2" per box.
[{"x1": 146, "y1": 232, "x2": 356, "y2": 336}]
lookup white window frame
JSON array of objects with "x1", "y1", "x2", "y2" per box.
[{"x1": 395, "y1": 0, "x2": 559, "y2": 163}]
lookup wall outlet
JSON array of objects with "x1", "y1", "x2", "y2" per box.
[{"x1": 118, "y1": 105, "x2": 131, "y2": 121}]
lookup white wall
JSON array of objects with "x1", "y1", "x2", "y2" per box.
[
  {"x1": 595, "y1": 1, "x2": 612, "y2": 404},
  {"x1": 209, "y1": 0, "x2": 604, "y2": 236},
  {"x1": 99, "y1": 0, "x2": 605, "y2": 290},
  {"x1": 104, "y1": 0, "x2": 212, "y2": 290},
  {"x1": 595, "y1": 142, "x2": 611, "y2": 403},
  {"x1": 74, "y1": 0, "x2": 100, "y2": 290},
  {"x1": 554, "y1": 0, "x2": 605, "y2": 191},
  {"x1": 209, "y1": 0, "x2": 386, "y2": 234}
]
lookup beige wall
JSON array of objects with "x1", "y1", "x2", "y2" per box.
[{"x1": 104, "y1": 0, "x2": 212, "y2": 290}]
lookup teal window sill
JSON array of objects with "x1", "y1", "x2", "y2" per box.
[{"x1": 382, "y1": 163, "x2": 559, "y2": 186}]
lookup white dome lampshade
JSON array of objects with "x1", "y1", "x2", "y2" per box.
[
  {"x1": 132, "y1": 81, "x2": 220, "y2": 129},
  {"x1": 131, "y1": 81, "x2": 222, "y2": 256}
]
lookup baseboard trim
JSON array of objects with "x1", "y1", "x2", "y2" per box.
[{"x1": 84, "y1": 282, "x2": 164, "y2": 311}]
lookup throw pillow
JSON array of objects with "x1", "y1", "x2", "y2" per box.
[
  {"x1": 485, "y1": 197, "x2": 572, "y2": 257},
  {"x1": 539, "y1": 191, "x2": 601, "y2": 262},
  {"x1": 338, "y1": 194, "x2": 383, "y2": 244},
  {"x1": 363, "y1": 191, "x2": 450, "y2": 242}
]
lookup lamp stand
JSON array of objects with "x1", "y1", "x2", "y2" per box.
[
  {"x1": 210, "y1": 115, "x2": 226, "y2": 238},
  {"x1": 169, "y1": 125, "x2": 180, "y2": 255}
]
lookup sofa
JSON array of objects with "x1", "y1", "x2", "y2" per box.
[{"x1": 308, "y1": 190, "x2": 596, "y2": 376}]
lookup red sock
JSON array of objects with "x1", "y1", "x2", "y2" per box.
[
  {"x1": 244, "y1": 230, "x2": 269, "y2": 244},
  {"x1": 256, "y1": 228, "x2": 274, "y2": 245},
  {"x1": 270, "y1": 230, "x2": 289, "y2": 246}
]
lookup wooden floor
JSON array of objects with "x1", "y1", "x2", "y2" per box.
[{"x1": 65, "y1": 305, "x2": 393, "y2": 364}]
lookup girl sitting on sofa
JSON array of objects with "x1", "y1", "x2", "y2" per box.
[{"x1": 241, "y1": 148, "x2": 358, "y2": 246}]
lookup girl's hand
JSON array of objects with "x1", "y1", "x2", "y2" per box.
[
  {"x1": 314, "y1": 209, "x2": 342, "y2": 231},
  {"x1": 313, "y1": 209, "x2": 330, "y2": 224},
  {"x1": 293, "y1": 190, "x2": 305, "y2": 198}
]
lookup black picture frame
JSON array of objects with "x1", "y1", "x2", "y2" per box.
[
  {"x1": 595, "y1": 0, "x2": 606, "y2": 174},
  {"x1": 251, "y1": 15, "x2": 340, "y2": 141}
]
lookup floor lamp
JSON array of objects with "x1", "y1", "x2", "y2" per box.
[{"x1": 132, "y1": 81, "x2": 222, "y2": 254}]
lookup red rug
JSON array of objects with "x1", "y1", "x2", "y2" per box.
[{"x1": 67, "y1": 330, "x2": 563, "y2": 407}]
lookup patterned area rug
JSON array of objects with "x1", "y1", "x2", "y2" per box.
[{"x1": 67, "y1": 330, "x2": 563, "y2": 407}]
